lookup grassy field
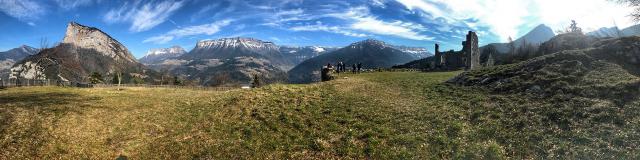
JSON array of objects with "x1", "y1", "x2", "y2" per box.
[{"x1": 1, "y1": 71, "x2": 638, "y2": 159}]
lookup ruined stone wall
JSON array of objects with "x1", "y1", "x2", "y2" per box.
[{"x1": 465, "y1": 31, "x2": 481, "y2": 70}]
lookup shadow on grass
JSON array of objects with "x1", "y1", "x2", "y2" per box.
[
  {"x1": 0, "y1": 91, "x2": 104, "y2": 158},
  {"x1": 0, "y1": 92, "x2": 100, "y2": 107}
]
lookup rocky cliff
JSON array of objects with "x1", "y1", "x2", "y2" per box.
[{"x1": 10, "y1": 22, "x2": 154, "y2": 83}]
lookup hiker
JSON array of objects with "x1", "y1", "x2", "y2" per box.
[
  {"x1": 335, "y1": 62, "x2": 341, "y2": 74},
  {"x1": 351, "y1": 64, "x2": 356, "y2": 73},
  {"x1": 357, "y1": 63, "x2": 362, "y2": 73}
]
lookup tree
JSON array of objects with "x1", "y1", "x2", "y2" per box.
[
  {"x1": 89, "y1": 72, "x2": 103, "y2": 84},
  {"x1": 568, "y1": 20, "x2": 582, "y2": 34},
  {"x1": 131, "y1": 76, "x2": 144, "y2": 84},
  {"x1": 173, "y1": 76, "x2": 181, "y2": 85},
  {"x1": 112, "y1": 72, "x2": 123, "y2": 90},
  {"x1": 615, "y1": 0, "x2": 640, "y2": 22},
  {"x1": 507, "y1": 36, "x2": 515, "y2": 55},
  {"x1": 251, "y1": 74, "x2": 262, "y2": 88}
]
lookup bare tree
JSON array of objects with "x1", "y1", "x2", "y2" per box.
[
  {"x1": 615, "y1": 0, "x2": 640, "y2": 21},
  {"x1": 39, "y1": 37, "x2": 49, "y2": 51},
  {"x1": 507, "y1": 36, "x2": 515, "y2": 55}
]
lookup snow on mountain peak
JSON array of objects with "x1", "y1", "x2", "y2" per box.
[{"x1": 195, "y1": 37, "x2": 279, "y2": 51}]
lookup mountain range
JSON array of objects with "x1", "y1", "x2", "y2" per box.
[
  {"x1": 139, "y1": 46, "x2": 187, "y2": 65},
  {"x1": 1, "y1": 22, "x2": 441, "y2": 86},
  {"x1": 481, "y1": 24, "x2": 556, "y2": 53},
  {"x1": 586, "y1": 24, "x2": 640, "y2": 38},
  {"x1": 141, "y1": 37, "x2": 430, "y2": 86},
  {"x1": 288, "y1": 39, "x2": 421, "y2": 83},
  {"x1": 0, "y1": 45, "x2": 39, "y2": 79}
]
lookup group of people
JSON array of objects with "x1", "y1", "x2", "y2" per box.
[
  {"x1": 321, "y1": 61, "x2": 365, "y2": 82},
  {"x1": 330, "y1": 62, "x2": 363, "y2": 74}
]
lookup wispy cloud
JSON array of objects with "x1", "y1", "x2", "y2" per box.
[
  {"x1": 54, "y1": 0, "x2": 99, "y2": 10},
  {"x1": 342, "y1": 7, "x2": 433, "y2": 40},
  {"x1": 290, "y1": 24, "x2": 368, "y2": 37},
  {"x1": 0, "y1": 0, "x2": 45, "y2": 22},
  {"x1": 144, "y1": 19, "x2": 233, "y2": 44},
  {"x1": 396, "y1": 0, "x2": 635, "y2": 42},
  {"x1": 103, "y1": 0, "x2": 185, "y2": 32},
  {"x1": 322, "y1": 6, "x2": 433, "y2": 40},
  {"x1": 224, "y1": 31, "x2": 256, "y2": 38}
]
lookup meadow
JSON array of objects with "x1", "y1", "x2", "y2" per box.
[{"x1": 1, "y1": 71, "x2": 637, "y2": 159}]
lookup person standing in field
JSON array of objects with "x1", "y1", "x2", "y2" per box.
[
  {"x1": 357, "y1": 63, "x2": 362, "y2": 73},
  {"x1": 352, "y1": 64, "x2": 356, "y2": 74}
]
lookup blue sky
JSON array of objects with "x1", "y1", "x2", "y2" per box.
[{"x1": 0, "y1": 0, "x2": 635, "y2": 58}]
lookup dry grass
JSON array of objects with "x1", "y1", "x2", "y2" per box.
[{"x1": 1, "y1": 71, "x2": 639, "y2": 159}]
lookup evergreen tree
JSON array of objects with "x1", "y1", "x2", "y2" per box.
[
  {"x1": 173, "y1": 76, "x2": 181, "y2": 85},
  {"x1": 251, "y1": 74, "x2": 262, "y2": 88},
  {"x1": 89, "y1": 72, "x2": 103, "y2": 84},
  {"x1": 112, "y1": 73, "x2": 120, "y2": 84}
]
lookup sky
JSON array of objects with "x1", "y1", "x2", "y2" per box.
[{"x1": 0, "y1": 0, "x2": 636, "y2": 58}]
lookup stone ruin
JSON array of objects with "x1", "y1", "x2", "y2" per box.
[{"x1": 432, "y1": 31, "x2": 481, "y2": 70}]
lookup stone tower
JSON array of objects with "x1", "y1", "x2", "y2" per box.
[
  {"x1": 434, "y1": 44, "x2": 441, "y2": 68},
  {"x1": 464, "y1": 31, "x2": 480, "y2": 70}
]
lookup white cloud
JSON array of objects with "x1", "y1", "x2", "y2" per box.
[
  {"x1": 144, "y1": 20, "x2": 233, "y2": 44},
  {"x1": 370, "y1": 0, "x2": 386, "y2": 8},
  {"x1": 290, "y1": 24, "x2": 368, "y2": 37},
  {"x1": 103, "y1": 0, "x2": 185, "y2": 32},
  {"x1": 396, "y1": 0, "x2": 636, "y2": 42},
  {"x1": 54, "y1": 0, "x2": 99, "y2": 10},
  {"x1": 0, "y1": 0, "x2": 45, "y2": 21},
  {"x1": 27, "y1": 22, "x2": 35, "y2": 26},
  {"x1": 332, "y1": 7, "x2": 434, "y2": 40}
]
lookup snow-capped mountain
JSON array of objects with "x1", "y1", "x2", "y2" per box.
[
  {"x1": 392, "y1": 46, "x2": 431, "y2": 59},
  {"x1": 587, "y1": 27, "x2": 623, "y2": 38},
  {"x1": 288, "y1": 39, "x2": 420, "y2": 83},
  {"x1": 279, "y1": 46, "x2": 338, "y2": 65},
  {"x1": 139, "y1": 46, "x2": 186, "y2": 64},
  {"x1": 185, "y1": 37, "x2": 281, "y2": 59},
  {"x1": 180, "y1": 37, "x2": 293, "y2": 70},
  {"x1": 587, "y1": 24, "x2": 640, "y2": 38},
  {"x1": 0, "y1": 45, "x2": 39, "y2": 79},
  {"x1": 0, "y1": 45, "x2": 38, "y2": 61}
]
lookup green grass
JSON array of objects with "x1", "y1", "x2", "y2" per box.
[{"x1": 1, "y1": 71, "x2": 639, "y2": 159}]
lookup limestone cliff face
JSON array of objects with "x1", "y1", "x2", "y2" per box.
[
  {"x1": 62, "y1": 22, "x2": 137, "y2": 63},
  {"x1": 10, "y1": 22, "x2": 155, "y2": 83}
]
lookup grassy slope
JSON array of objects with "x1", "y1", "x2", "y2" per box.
[{"x1": 1, "y1": 71, "x2": 638, "y2": 159}]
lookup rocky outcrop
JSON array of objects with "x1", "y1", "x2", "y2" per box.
[
  {"x1": 10, "y1": 22, "x2": 154, "y2": 83},
  {"x1": 447, "y1": 36, "x2": 640, "y2": 103},
  {"x1": 62, "y1": 22, "x2": 137, "y2": 63},
  {"x1": 538, "y1": 32, "x2": 599, "y2": 55}
]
